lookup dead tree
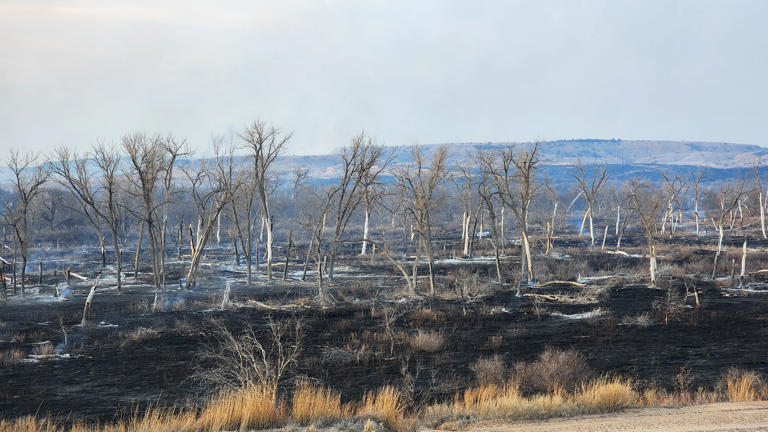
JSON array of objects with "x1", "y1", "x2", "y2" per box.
[
  {"x1": 123, "y1": 133, "x2": 166, "y2": 289},
  {"x1": 158, "y1": 136, "x2": 189, "y2": 288},
  {"x1": 92, "y1": 143, "x2": 125, "y2": 292},
  {"x1": 360, "y1": 157, "x2": 388, "y2": 256},
  {"x1": 230, "y1": 168, "x2": 259, "y2": 285},
  {"x1": 476, "y1": 157, "x2": 503, "y2": 284},
  {"x1": 51, "y1": 148, "x2": 108, "y2": 268},
  {"x1": 710, "y1": 181, "x2": 745, "y2": 279},
  {"x1": 690, "y1": 168, "x2": 706, "y2": 235},
  {"x1": 327, "y1": 132, "x2": 386, "y2": 281},
  {"x1": 572, "y1": 162, "x2": 608, "y2": 246},
  {"x1": 396, "y1": 146, "x2": 447, "y2": 296},
  {"x1": 5, "y1": 150, "x2": 49, "y2": 297},
  {"x1": 240, "y1": 120, "x2": 291, "y2": 282},
  {"x1": 625, "y1": 179, "x2": 663, "y2": 286},
  {"x1": 658, "y1": 171, "x2": 689, "y2": 237},
  {"x1": 753, "y1": 162, "x2": 766, "y2": 239},
  {"x1": 483, "y1": 143, "x2": 544, "y2": 287},
  {"x1": 452, "y1": 161, "x2": 479, "y2": 257},
  {"x1": 181, "y1": 143, "x2": 238, "y2": 290}
]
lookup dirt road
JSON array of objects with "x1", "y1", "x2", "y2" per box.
[{"x1": 453, "y1": 402, "x2": 768, "y2": 432}]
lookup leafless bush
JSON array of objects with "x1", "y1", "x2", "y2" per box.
[
  {"x1": 470, "y1": 355, "x2": 506, "y2": 386},
  {"x1": 513, "y1": 347, "x2": 592, "y2": 394},
  {"x1": 653, "y1": 281, "x2": 685, "y2": 325},
  {"x1": 621, "y1": 312, "x2": 652, "y2": 327},
  {"x1": 195, "y1": 316, "x2": 304, "y2": 401}
]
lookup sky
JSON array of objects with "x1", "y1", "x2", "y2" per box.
[{"x1": 0, "y1": 0, "x2": 767, "y2": 156}]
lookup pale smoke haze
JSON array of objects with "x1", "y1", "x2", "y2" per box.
[{"x1": 0, "y1": 0, "x2": 766, "y2": 155}]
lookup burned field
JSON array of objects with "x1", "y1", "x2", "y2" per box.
[{"x1": 2, "y1": 231, "x2": 768, "y2": 425}]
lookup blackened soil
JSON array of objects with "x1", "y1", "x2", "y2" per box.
[{"x1": 2, "y1": 264, "x2": 768, "y2": 424}]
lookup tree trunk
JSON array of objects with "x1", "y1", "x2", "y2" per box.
[
  {"x1": 282, "y1": 230, "x2": 292, "y2": 282},
  {"x1": 649, "y1": 245, "x2": 657, "y2": 287},
  {"x1": 761, "y1": 191, "x2": 766, "y2": 239},
  {"x1": 411, "y1": 234, "x2": 420, "y2": 296},
  {"x1": 360, "y1": 208, "x2": 370, "y2": 255},
  {"x1": 740, "y1": 237, "x2": 747, "y2": 287},
  {"x1": 265, "y1": 216, "x2": 273, "y2": 281},
  {"x1": 81, "y1": 274, "x2": 101, "y2": 326},
  {"x1": 177, "y1": 216, "x2": 183, "y2": 259},
  {"x1": 713, "y1": 224, "x2": 724, "y2": 279},
  {"x1": 134, "y1": 221, "x2": 144, "y2": 281},
  {"x1": 601, "y1": 225, "x2": 609, "y2": 250}
]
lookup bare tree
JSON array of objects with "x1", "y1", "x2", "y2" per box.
[
  {"x1": 625, "y1": 179, "x2": 663, "y2": 286},
  {"x1": 230, "y1": 168, "x2": 259, "y2": 285},
  {"x1": 396, "y1": 146, "x2": 447, "y2": 296},
  {"x1": 483, "y1": 144, "x2": 544, "y2": 286},
  {"x1": 89, "y1": 143, "x2": 126, "y2": 292},
  {"x1": 658, "y1": 171, "x2": 689, "y2": 237},
  {"x1": 158, "y1": 136, "x2": 189, "y2": 288},
  {"x1": 51, "y1": 147, "x2": 108, "y2": 268},
  {"x1": 572, "y1": 162, "x2": 608, "y2": 246},
  {"x1": 240, "y1": 120, "x2": 291, "y2": 282},
  {"x1": 5, "y1": 150, "x2": 49, "y2": 296},
  {"x1": 690, "y1": 168, "x2": 706, "y2": 235},
  {"x1": 181, "y1": 142, "x2": 238, "y2": 290},
  {"x1": 123, "y1": 133, "x2": 166, "y2": 289},
  {"x1": 752, "y1": 162, "x2": 766, "y2": 239},
  {"x1": 710, "y1": 181, "x2": 745, "y2": 279},
  {"x1": 360, "y1": 154, "x2": 388, "y2": 256},
  {"x1": 476, "y1": 155, "x2": 503, "y2": 284},
  {"x1": 327, "y1": 132, "x2": 386, "y2": 281}
]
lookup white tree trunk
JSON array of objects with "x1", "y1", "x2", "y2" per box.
[
  {"x1": 360, "y1": 208, "x2": 370, "y2": 255},
  {"x1": 216, "y1": 213, "x2": 221, "y2": 246},
  {"x1": 741, "y1": 238, "x2": 747, "y2": 278},
  {"x1": 615, "y1": 205, "x2": 620, "y2": 236},
  {"x1": 463, "y1": 209, "x2": 471, "y2": 256},
  {"x1": 761, "y1": 191, "x2": 766, "y2": 239},
  {"x1": 601, "y1": 225, "x2": 608, "y2": 250}
]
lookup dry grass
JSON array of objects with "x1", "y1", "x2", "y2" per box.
[
  {"x1": 721, "y1": 368, "x2": 765, "y2": 402},
  {"x1": 429, "y1": 376, "x2": 638, "y2": 424},
  {"x1": 118, "y1": 327, "x2": 158, "y2": 348},
  {"x1": 575, "y1": 376, "x2": 637, "y2": 412},
  {"x1": 291, "y1": 381, "x2": 351, "y2": 425},
  {"x1": 408, "y1": 330, "x2": 446, "y2": 352},
  {"x1": 358, "y1": 386, "x2": 403, "y2": 430},
  {"x1": 0, "y1": 347, "x2": 25, "y2": 366},
  {"x1": 195, "y1": 387, "x2": 283, "y2": 431},
  {"x1": 32, "y1": 343, "x2": 56, "y2": 357},
  {"x1": 408, "y1": 308, "x2": 446, "y2": 323}
]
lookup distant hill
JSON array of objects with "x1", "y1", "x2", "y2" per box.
[{"x1": 1, "y1": 140, "x2": 767, "y2": 187}]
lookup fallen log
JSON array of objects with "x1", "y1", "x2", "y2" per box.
[
  {"x1": 69, "y1": 272, "x2": 88, "y2": 281},
  {"x1": 537, "y1": 280, "x2": 587, "y2": 288}
]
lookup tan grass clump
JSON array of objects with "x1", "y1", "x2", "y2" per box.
[
  {"x1": 291, "y1": 381, "x2": 351, "y2": 425},
  {"x1": 358, "y1": 386, "x2": 403, "y2": 430},
  {"x1": 408, "y1": 330, "x2": 446, "y2": 352},
  {"x1": 575, "y1": 376, "x2": 637, "y2": 412},
  {"x1": 722, "y1": 368, "x2": 765, "y2": 402},
  {"x1": 195, "y1": 386, "x2": 283, "y2": 431}
]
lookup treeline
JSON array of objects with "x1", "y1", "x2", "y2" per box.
[{"x1": 1, "y1": 120, "x2": 764, "y2": 298}]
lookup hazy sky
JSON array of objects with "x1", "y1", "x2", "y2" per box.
[{"x1": 1, "y1": 0, "x2": 767, "y2": 156}]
